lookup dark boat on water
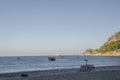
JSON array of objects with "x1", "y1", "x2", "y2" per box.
[{"x1": 48, "y1": 57, "x2": 56, "y2": 61}]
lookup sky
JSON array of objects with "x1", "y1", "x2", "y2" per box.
[{"x1": 0, "y1": 0, "x2": 120, "y2": 56}]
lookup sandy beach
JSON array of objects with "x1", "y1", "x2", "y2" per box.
[{"x1": 0, "y1": 66, "x2": 120, "y2": 80}]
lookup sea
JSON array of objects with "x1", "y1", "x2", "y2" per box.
[{"x1": 0, "y1": 56, "x2": 120, "y2": 73}]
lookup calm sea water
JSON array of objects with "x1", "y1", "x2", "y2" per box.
[{"x1": 0, "y1": 56, "x2": 120, "y2": 73}]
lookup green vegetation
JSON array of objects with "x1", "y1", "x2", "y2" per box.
[
  {"x1": 83, "y1": 31, "x2": 120, "y2": 56},
  {"x1": 85, "y1": 49, "x2": 94, "y2": 53},
  {"x1": 107, "y1": 31, "x2": 120, "y2": 44},
  {"x1": 97, "y1": 40, "x2": 120, "y2": 53},
  {"x1": 97, "y1": 31, "x2": 120, "y2": 53}
]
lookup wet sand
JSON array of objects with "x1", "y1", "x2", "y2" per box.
[{"x1": 0, "y1": 66, "x2": 120, "y2": 80}]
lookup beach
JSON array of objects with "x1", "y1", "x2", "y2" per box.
[{"x1": 0, "y1": 66, "x2": 120, "y2": 80}]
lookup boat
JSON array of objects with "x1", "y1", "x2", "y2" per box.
[{"x1": 48, "y1": 57, "x2": 56, "y2": 61}]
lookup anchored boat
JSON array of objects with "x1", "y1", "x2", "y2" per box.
[{"x1": 48, "y1": 57, "x2": 56, "y2": 61}]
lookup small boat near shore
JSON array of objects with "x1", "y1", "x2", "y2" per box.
[{"x1": 48, "y1": 57, "x2": 56, "y2": 61}]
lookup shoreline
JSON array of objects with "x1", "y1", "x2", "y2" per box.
[
  {"x1": 1, "y1": 65, "x2": 120, "y2": 73},
  {"x1": 0, "y1": 65, "x2": 120, "y2": 80}
]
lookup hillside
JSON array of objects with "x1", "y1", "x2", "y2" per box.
[{"x1": 83, "y1": 31, "x2": 120, "y2": 56}]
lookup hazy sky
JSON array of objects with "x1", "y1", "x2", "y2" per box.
[{"x1": 0, "y1": 0, "x2": 120, "y2": 56}]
